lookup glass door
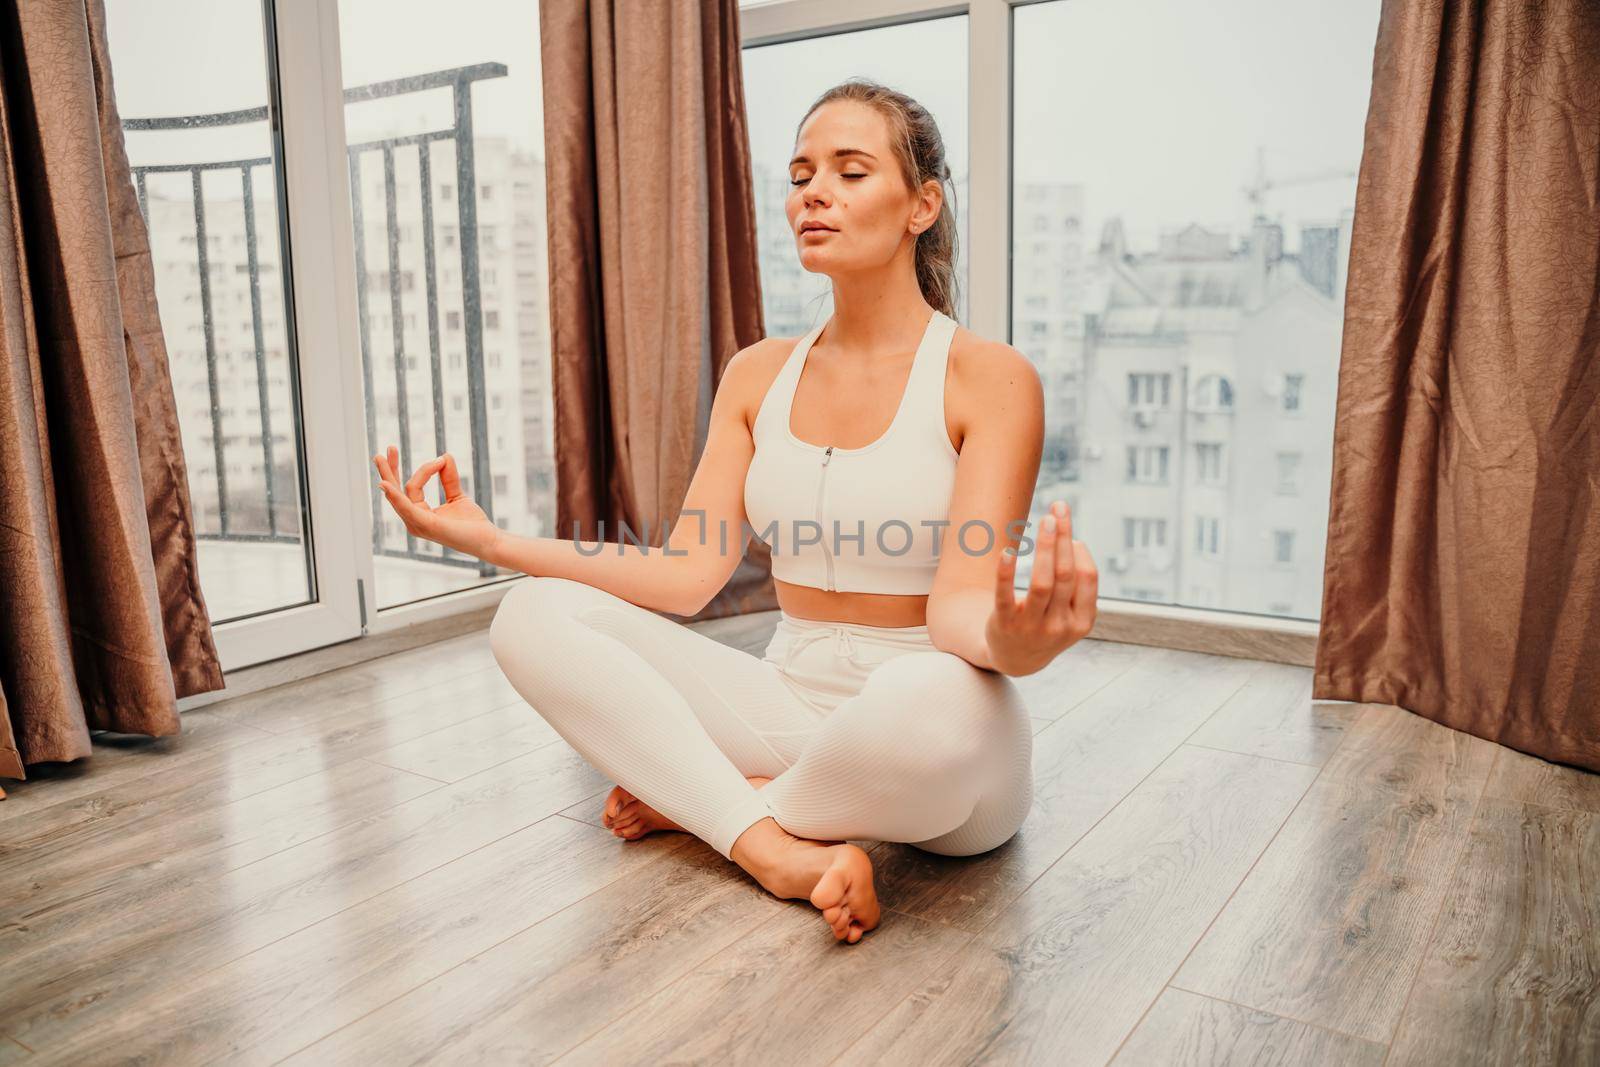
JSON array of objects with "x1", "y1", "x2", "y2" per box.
[{"x1": 110, "y1": 0, "x2": 364, "y2": 671}]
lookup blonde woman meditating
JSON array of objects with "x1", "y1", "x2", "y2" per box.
[{"x1": 373, "y1": 79, "x2": 1099, "y2": 945}]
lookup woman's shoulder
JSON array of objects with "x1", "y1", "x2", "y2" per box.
[
  {"x1": 718, "y1": 335, "x2": 805, "y2": 434},
  {"x1": 947, "y1": 324, "x2": 1044, "y2": 413}
]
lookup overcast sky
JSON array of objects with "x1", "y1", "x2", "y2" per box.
[{"x1": 109, "y1": 0, "x2": 1379, "y2": 250}]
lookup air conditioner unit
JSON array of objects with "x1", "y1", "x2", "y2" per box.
[
  {"x1": 1107, "y1": 553, "x2": 1130, "y2": 573},
  {"x1": 1132, "y1": 408, "x2": 1155, "y2": 429}
]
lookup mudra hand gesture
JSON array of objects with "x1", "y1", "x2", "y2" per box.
[
  {"x1": 372, "y1": 445, "x2": 501, "y2": 560},
  {"x1": 987, "y1": 500, "x2": 1099, "y2": 676}
]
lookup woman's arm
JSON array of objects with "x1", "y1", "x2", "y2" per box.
[
  {"x1": 376, "y1": 341, "x2": 780, "y2": 617},
  {"x1": 924, "y1": 336, "x2": 1098, "y2": 675}
]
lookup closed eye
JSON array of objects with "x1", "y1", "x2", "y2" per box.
[{"x1": 790, "y1": 173, "x2": 869, "y2": 185}]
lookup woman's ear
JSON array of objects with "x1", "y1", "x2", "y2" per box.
[{"x1": 910, "y1": 177, "x2": 943, "y2": 235}]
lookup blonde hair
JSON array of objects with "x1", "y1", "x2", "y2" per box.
[{"x1": 798, "y1": 79, "x2": 959, "y2": 320}]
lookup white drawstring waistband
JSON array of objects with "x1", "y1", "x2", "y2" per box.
[
  {"x1": 774, "y1": 614, "x2": 933, "y2": 674},
  {"x1": 780, "y1": 624, "x2": 863, "y2": 671}
]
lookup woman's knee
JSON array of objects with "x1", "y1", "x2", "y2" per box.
[
  {"x1": 489, "y1": 577, "x2": 600, "y2": 671},
  {"x1": 861, "y1": 651, "x2": 1028, "y2": 777}
]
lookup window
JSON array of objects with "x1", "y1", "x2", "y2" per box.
[
  {"x1": 1274, "y1": 529, "x2": 1295, "y2": 564},
  {"x1": 1193, "y1": 374, "x2": 1234, "y2": 411},
  {"x1": 1013, "y1": 0, "x2": 1376, "y2": 622},
  {"x1": 1276, "y1": 451, "x2": 1302, "y2": 494},
  {"x1": 339, "y1": 0, "x2": 554, "y2": 611},
  {"x1": 1127, "y1": 373, "x2": 1172, "y2": 408},
  {"x1": 743, "y1": 15, "x2": 970, "y2": 336},
  {"x1": 1126, "y1": 445, "x2": 1169, "y2": 483},
  {"x1": 110, "y1": 0, "x2": 312, "y2": 624},
  {"x1": 1283, "y1": 373, "x2": 1304, "y2": 412},
  {"x1": 1123, "y1": 517, "x2": 1167, "y2": 549}
]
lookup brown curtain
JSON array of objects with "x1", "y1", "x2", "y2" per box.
[
  {"x1": 0, "y1": 0, "x2": 224, "y2": 783},
  {"x1": 539, "y1": 0, "x2": 773, "y2": 623},
  {"x1": 1314, "y1": 0, "x2": 1599, "y2": 771}
]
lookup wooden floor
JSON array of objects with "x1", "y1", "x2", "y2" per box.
[{"x1": 2, "y1": 612, "x2": 1597, "y2": 1065}]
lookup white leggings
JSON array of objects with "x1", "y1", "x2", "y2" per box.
[{"x1": 488, "y1": 576, "x2": 1034, "y2": 861}]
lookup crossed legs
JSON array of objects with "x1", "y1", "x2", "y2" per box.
[{"x1": 488, "y1": 576, "x2": 1034, "y2": 862}]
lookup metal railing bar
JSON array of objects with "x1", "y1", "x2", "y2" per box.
[
  {"x1": 452, "y1": 77, "x2": 495, "y2": 575},
  {"x1": 241, "y1": 162, "x2": 278, "y2": 537},
  {"x1": 381, "y1": 143, "x2": 417, "y2": 556},
  {"x1": 123, "y1": 62, "x2": 509, "y2": 131},
  {"x1": 192, "y1": 166, "x2": 229, "y2": 535},
  {"x1": 349, "y1": 150, "x2": 383, "y2": 552}
]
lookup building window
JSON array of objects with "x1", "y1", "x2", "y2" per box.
[
  {"x1": 1193, "y1": 374, "x2": 1234, "y2": 411},
  {"x1": 1126, "y1": 445, "x2": 1170, "y2": 483},
  {"x1": 485, "y1": 310, "x2": 500, "y2": 329},
  {"x1": 1195, "y1": 516, "x2": 1220, "y2": 557},
  {"x1": 1123, "y1": 517, "x2": 1167, "y2": 549},
  {"x1": 1195, "y1": 442, "x2": 1224, "y2": 483},
  {"x1": 1276, "y1": 451, "x2": 1302, "y2": 494},
  {"x1": 1274, "y1": 529, "x2": 1295, "y2": 564},
  {"x1": 446, "y1": 310, "x2": 461, "y2": 331},
  {"x1": 1127, "y1": 372, "x2": 1172, "y2": 408},
  {"x1": 1283, "y1": 373, "x2": 1304, "y2": 412}
]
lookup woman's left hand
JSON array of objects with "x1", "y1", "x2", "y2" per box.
[{"x1": 986, "y1": 500, "x2": 1099, "y2": 676}]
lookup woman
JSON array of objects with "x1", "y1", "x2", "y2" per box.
[{"x1": 373, "y1": 79, "x2": 1098, "y2": 944}]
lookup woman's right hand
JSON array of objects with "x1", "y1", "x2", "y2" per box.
[{"x1": 372, "y1": 445, "x2": 502, "y2": 561}]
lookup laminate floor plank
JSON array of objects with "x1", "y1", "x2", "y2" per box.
[
  {"x1": 1385, "y1": 796, "x2": 1600, "y2": 1066},
  {"x1": 1109, "y1": 988, "x2": 1386, "y2": 1066},
  {"x1": 0, "y1": 708, "x2": 268, "y2": 825},
  {"x1": 287, "y1": 839, "x2": 786, "y2": 1066},
  {"x1": 1, "y1": 667, "x2": 527, "y2": 883},
  {"x1": 1008, "y1": 637, "x2": 1148, "y2": 723},
  {"x1": 836, "y1": 744, "x2": 1316, "y2": 1066},
  {"x1": 1, "y1": 755, "x2": 439, "y2": 919},
  {"x1": 1185, "y1": 662, "x2": 1359, "y2": 766},
  {"x1": 1173, "y1": 703, "x2": 1499, "y2": 1042},
  {"x1": 3, "y1": 742, "x2": 608, "y2": 1052},
  {"x1": 1482, "y1": 745, "x2": 1600, "y2": 815},
  {"x1": 364, "y1": 701, "x2": 562, "y2": 783},
  {"x1": 868, "y1": 647, "x2": 1261, "y2": 932},
  {"x1": 26, "y1": 817, "x2": 690, "y2": 1066},
  {"x1": 557, "y1": 902, "x2": 973, "y2": 1066}
]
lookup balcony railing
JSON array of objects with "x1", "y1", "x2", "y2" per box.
[{"x1": 127, "y1": 62, "x2": 508, "y2": 577}]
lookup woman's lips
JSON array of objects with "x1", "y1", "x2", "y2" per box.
[{"x1": 800, "y1": 227, "x2": 836, "y2": 239}]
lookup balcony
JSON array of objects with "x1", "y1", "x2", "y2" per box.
[{"x1": 129, "y1": 64, "x2": 520, "y2": 624}]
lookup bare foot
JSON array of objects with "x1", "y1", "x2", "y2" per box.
[
  {"x1": 732, "y1": 819, "x2": 881, "y2": 944},
  {"x1": 602, "y1": 777, "x2": 773, "y2": 841}
]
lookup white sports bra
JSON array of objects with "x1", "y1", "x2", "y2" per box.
[{"x1": 743, "y1": 310, "x2": 961, "y2": 595}]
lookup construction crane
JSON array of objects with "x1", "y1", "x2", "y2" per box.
[{"x1": 1242, "y1": 146, "x2": 1357, "y2": 214}]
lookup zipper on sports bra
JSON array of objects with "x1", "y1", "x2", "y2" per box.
[{"x1": 817, "y1": 445, "x2": 835, "y2": 591}]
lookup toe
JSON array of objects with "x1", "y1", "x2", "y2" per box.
[{"x1": 810, "y1": 866, "x2": 848, "y2": 911}]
